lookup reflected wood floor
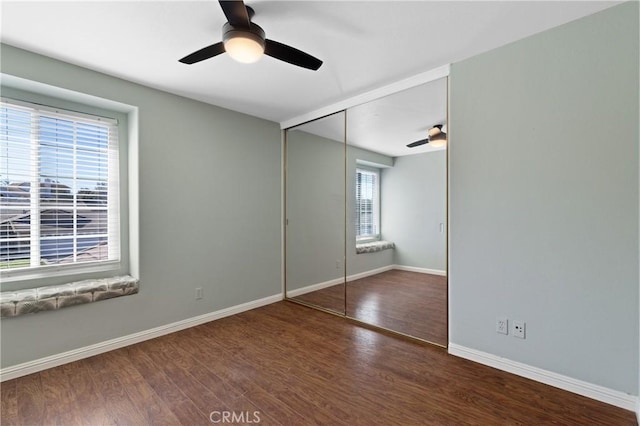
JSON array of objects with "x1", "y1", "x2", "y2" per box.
[
  {"x1": 294, "y1": 270, "x2": 447, "y2": 345},
  {"x1": 1, "y1": 302, "x2": 635, "y2": 425}
]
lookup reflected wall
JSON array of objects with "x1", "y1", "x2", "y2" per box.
[{"x1": 285, "y1": 112, "x2": 346, "y2": 314}]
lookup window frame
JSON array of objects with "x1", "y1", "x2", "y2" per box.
[
  {"x1": 0, "y1": 91, "x2": 129, "y2": 285},
  {"x1": 355, "y1": 166, "x2": 381, "y2": 243}
]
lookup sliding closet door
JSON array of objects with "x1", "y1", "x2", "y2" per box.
[
  {"x1": 345, "y1": 79, "x2": 448, "y2": 345},
  {"x1": 285, "y1": 112, "x2": 346, "y2": 315}
]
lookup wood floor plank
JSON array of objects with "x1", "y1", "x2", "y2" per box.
[
  {"x1": 83, "y1": 354, "x2": 149, "y2": 426},
  {"x1": 39, "y1": 364, "x2": 86, "y2": 426},
  {"x1": 125, "y1": 344, "x2": 212, "y2": 426},
  {"x1": 66, "y1": 359, "x2": 116, "y2": 425},
  {"x1": 295, "y1": 270, "x2": 447, "y2": 344},
  {"x1": 1, "y1": 301, "x2": 635, "y2": 425},
  {"x1": 140, "y1": 338, "x2": 229, "y2": 421},
  {"x1": 100, "y1": 349, "x2": 181, "y2": 426},
  {"x1": 0, "y1": 379, "x2": 18, "y2": 426},
  {"x1": 237, "y1": 307, "x2": 462, "y2": 424},
  {"x1": 15, "y1": 373, "x2": 45, "y2": 426},
  {"x1": 174, "y1": 327, "x2": 347, "y2": 425}
]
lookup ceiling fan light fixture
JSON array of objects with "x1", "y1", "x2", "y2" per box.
[
  {"x1": 429, "y1": 125, "x2": 447, "y2": 148},
  {"x1": 180, "y1": 2, "x2": 322, "y2": 70},
  {"x1": 223, "y1": 24, "x2": 265, "y2": 64},
  {"x1": 429, "y1": 134, "x2": 447, "y2": 148}
]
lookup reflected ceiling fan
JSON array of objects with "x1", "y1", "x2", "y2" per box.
[
  {"x1": 179, "y1": 0, "x2": 323, "y2": 71},
  {"x1": 406, "y1": 125, "x2": 447, "y2": 148}
]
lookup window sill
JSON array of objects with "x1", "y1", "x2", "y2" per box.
[
  {"x1": 0, "y1": 275, "x2": 139, "y2": 318},
  {"x1": 356, "y1": 240, "x2": 395, "y2": 254}
]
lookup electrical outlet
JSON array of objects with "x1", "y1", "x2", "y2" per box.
[
  {"x1": 195, "y1": 287, "x2": 203, "y2": 300},
  {"x1": 496, "y1": 317, "x2": 508, "y2": 335},
  {"x1": 513, "y1": 320, "x2": 525, "y2": 339}
]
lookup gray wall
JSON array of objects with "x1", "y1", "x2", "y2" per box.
[
  {"x1": 381, "y1": 151, "x2": 446, "y2": 270},
  {"x1": 0, "y1": 45, "x2": 282, "y2": 368},
  {"x1": 449, "y1": 1, "x2": 638, "y2": 395},
  {"x1": 285, "y1": 127, "x2": 345, "y2": 290}
]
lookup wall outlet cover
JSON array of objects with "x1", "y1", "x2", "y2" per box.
[
  {"x1": 513, "y1": 320, "x2": 525, "y2": 339},
  {"x1": 496, "y1": 317, "x2": 508, "y2": 335}
]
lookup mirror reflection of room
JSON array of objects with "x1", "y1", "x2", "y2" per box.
[
  {"x1": 284, "y1": 112, "x2": 346, "y2": 314},
  {"x1": 284, "y1": 78, "x2": 448, "y2": 346},
  {"x1": 346, "y1": 79, "x2": 448, "y2": 345},
  {"x1": 347, "y1": 151, "x2": 447, "y2": 345}
]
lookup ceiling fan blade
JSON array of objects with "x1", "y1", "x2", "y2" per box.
[
  {"x1": 219, "y1": 0, "x2": 251, "y2": 27},
  {"x1": 179, "y1": 42, "x2": 226, "y2": 64},
  {"x1": 406, "y1": 139, "x2": 429, "y2": 148},
  {"x1": 264, "y1": 39, "x2": 323, "y2": 71}
]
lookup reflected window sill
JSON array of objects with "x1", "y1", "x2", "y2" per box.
[{"x1": 356, "y1": 240, "x2": 395, "y2": 254}]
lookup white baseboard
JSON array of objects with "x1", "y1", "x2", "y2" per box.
[
  {"x1": 347, "y1": 265, "x2": 394, "y2": 282},
  {"x1": 0, "y1": 293, "x2": 282, "y2": 382},
  {"x1": 636, "y1": 399, "x2": 639, "y2": 424},
  {"x1": 286, "y1": 277, "x2": 344, "y2": 298},
  {"x1": 448, "y1": 343, "x2": 638, "y2": 412},
  {"x1": 288, "y1": 264, "x2": 446, "y2": 298},
  {"x1": 393, "y1": 265, "x2": 447, "y2": 276},
  {"x1": 287, "y1": 265, "x2": 396, "y2": 297}
]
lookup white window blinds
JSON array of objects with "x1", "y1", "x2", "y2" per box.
[
  {"x1": 0, "y1": 98, "x2": 120, "y2": 273},
  {"x1": 355, "y1": 168, "x2": 379, "y2": 240}
]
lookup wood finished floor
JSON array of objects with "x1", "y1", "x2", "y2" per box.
[
  {"x1": 293, "y1": 270, "x2": 447, "y2": 345},
  {"x1": 1, "y1": 301, "x2": 635, "y2": 425}
]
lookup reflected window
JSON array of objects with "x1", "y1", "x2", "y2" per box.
[{"x1": 355, "y1": 168, "x2": 380, "y2": 241}]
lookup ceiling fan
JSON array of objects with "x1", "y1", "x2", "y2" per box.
[
  {"x1": 406, "y1": 125, "x2": 447, "y2": 148},
  {"x1": 179, "y1": 0, "x2": 323, "y2": 71}
]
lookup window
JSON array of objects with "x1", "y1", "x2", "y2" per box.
[
  {"x1": 355, "y1": 168, "x2": 380, "y2": 241},
  {"x1": 0, "y1": 98, "x2": 120, "y2": 275}
]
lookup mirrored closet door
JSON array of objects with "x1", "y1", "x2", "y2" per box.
[
  {"x1": 345, "y1": 78, "x2": 448, "y2": 346},
  {"x1": 284, "y1": 78, "x2": 448, "y2": 347},
  {"x1": 285, "y1": 112, "x2": 346, "y2": 314}
]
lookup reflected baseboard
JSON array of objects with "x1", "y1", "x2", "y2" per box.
[
  {"x1": 393, "y1": 265, "x2": 447, "y2": 276},
  {"x1": 347, "y1": 265, "x2": 395, "y2": 282},
  {"x1": 287, "y1": 265, "x2": 446, "y2": 298},
  {"x1": 286, "y1": 276, "x2": 345, "y2": 298},
  {"x1": 287, "y1": 265, "x2": 394, "y2": 297}
]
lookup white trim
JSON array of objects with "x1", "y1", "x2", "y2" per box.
[
  {"x1": 286, "y1": 277, "x2": 345, "y2": 298},
  {"x1": 127, "y1": 107, "x2": 140, "y2": 279},
  {"x1": 637, "y1": 399, "x2": 639, "y2": 424},
  {"x1": 0, "y1": 293, "x2": 281, "y2": 382},
  {"x1": 347, "y1": 265, "x2": 394, "y2": 282},
  {"x1": 393, "y1": 265, "x2": 447, "y2": 276},
  {"x1": 287, "y1": 265, "x2": 447, "y2": 298},
  {"x1": 287, "y1": 265, "x2": 394, "y2": 297},
  {"x1": 280, "y1": 65, "x2": 450, "y2": 129},
  {"x1": 448, "y1": 343, "x2": 638, "y2": 412}
]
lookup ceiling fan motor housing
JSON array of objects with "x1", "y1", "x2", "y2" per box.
[
  {"x1": 222, "y1": 22, "x2": 266, "y2": 48},
  {"x1": 180, "y1": 1, "x2": 322, "y2": 70}
]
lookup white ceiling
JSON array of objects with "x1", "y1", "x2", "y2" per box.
[{"x1": 0, "y1": 1, "x2": 619, "y2": 156}]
